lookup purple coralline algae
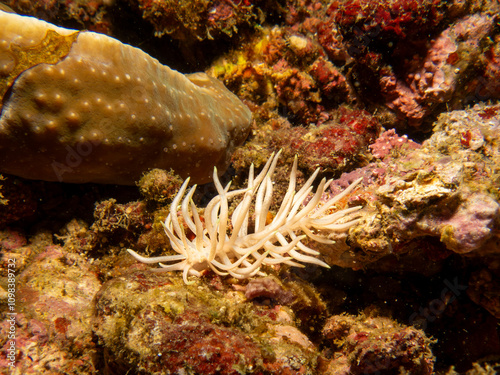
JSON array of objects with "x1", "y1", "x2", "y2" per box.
[
  {"x1": 1, "y1": 240, "x2": 101, "y2": 374},
  {"x1": 319, "y1": 104, "x2": 500, "y2": 268},
  {"x1": 93, "y1": 270, "x2": 320, "y2": 374},
  {"x1": 379, "y1": 13, "x2": 495, "y2": 127}
]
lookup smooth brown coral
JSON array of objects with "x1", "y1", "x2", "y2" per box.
[{"x1": 0, "y1": 11, "x2": 252, "y2": 185}]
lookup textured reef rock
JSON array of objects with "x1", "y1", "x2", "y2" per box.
[
  {"x1": 0, "y1": 11, "x2": 251, "y2": 185},
  {"x1": 327, "y1": 0, "x2": 453, "y2": 44},
  {"x1": 136, "y1": 168, "x2": 184, "y2": 206},
  {"x1": 324, "y1": 0, "x2": 498, "y2": 127},
  {"x1": 314, "y1": 104, "x2": 500, "y2": 269},
  {"x1": 209, "y1": 24, "x2": 356, "y2": 128},
  {"x1": 132, "y1": 0, "x2": 260, "y2": 43},
  {"x1": 379, "y1": 13, "x2": 495, "y2": 127},
  {"x1": 5, "y1": 0, "x2": 500, "y2": 133},
  {"x1": 93, "y1": 270, "x2": 320, "y2": 374},
  {"x1": 92, "y1": 268, "x2": 437, "y2": 375},
  {"x1": 480, "y1": 34, "x2": 500, "y2": 99},
  {"x1": 231, "y1": 106, "x2": 381, "y2": 179},
  {"x1": 0, "y1": 234, "x2": 101, "y2": 374},
  {"x1": 2, "y1": 1, "x2": 500, "y2": 374},
  {"x1": 3, "y1": 0, "x2": 115, "y2": 34},
  {"x1": 208, "y1": 1, "x2": 499, "y2": 133},
  {"x1": 321, "y1": 313, "x2": 434, "y2": 374}
]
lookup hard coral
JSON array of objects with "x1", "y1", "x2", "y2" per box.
[{"x1": 0, "y1": 11, "x2": 251, "y2": 185}]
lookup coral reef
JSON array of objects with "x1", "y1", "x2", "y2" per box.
[
  {"x1": 477, "y1": 34, "x2": 500, "y2": 101},
  {"x1": 4, "y1": 0, "x2": 115, "y2": 34},
  {"x1": 315, "y1": 0, "x2": 499, "y2": 128},
  {"x1": 136, "y1": 168, "x2": 183, "y2": 206},
  {"x1": 321, "y1": 312, "x2": 435, "y2": 374},
  {"x1": 0, "y1": 238, "x2": 101, "y2": 374},
  {"x1": 231, "y1": 106, "x2": 381, "y2": 178},
  {"x1": 379, "y1": 13, "x2": 495, "y2": 126},
  {"x1": 327, "y1": 0, "x2": 453, "y2": 44},
  {"x1": 275, "y1": 107, "x2": 380, "y2": 174},
  {"x1": 208, "y1": 24, "x2": 355, "y2": 127},
  {"x1": 0, "y1": 10, "x2": 252, "y2": 185},
  {"x1": 1, "y1": 1, "x2": 500, "y2": 374},
  {"x1": 132, "y1": 0, "x2": 260, "y2": 43},
  {"x1": 315, "y1": 104, "x2": 500, "y2": 268},
  {"x1": 93, "y1": 270, "x2": 319, "y2": 374},
  {"x1": 55, "y1": 198, "x2": 159, "y2": 258},
  {"x1": 128, "y1": 152, "x2": 363, "y2": 283},
  {"x1": 368, "y1": 128, "x2": 420, "y2": 159},
  {"x1": 91, "y1": 200, "x2": 151, "y2": 248}
]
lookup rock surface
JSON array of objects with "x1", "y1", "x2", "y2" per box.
[{"x1": 0, "y1": 11, "x2": 251, "y2": 185}]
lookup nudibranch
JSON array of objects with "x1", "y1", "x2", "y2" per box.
[{"x1": 0, "y1": 10, "x2": 251, "y2": 185}]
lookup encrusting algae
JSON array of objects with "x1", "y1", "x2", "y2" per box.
[
  {"x1": 2, "y1": 1, "x2": 500, "y2": 374},
  {"x1": 0, "y1": 10, "x2": 252, "y2": 185}
]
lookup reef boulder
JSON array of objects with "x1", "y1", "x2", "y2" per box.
[{"x1": 0, "y1": 11, "x2": 252, "y2": 185}]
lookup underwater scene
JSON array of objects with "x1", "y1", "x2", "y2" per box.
[{"x1": 0, "y1": 0, "x2": 499, "y2": 374}]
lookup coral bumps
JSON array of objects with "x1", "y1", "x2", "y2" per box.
[
  {"x1": 128, "y1": 152, "x2": 363, "y2": 283},
  {"x1": 0, "y1": 11, "x2": 252, "y2": 184}
]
